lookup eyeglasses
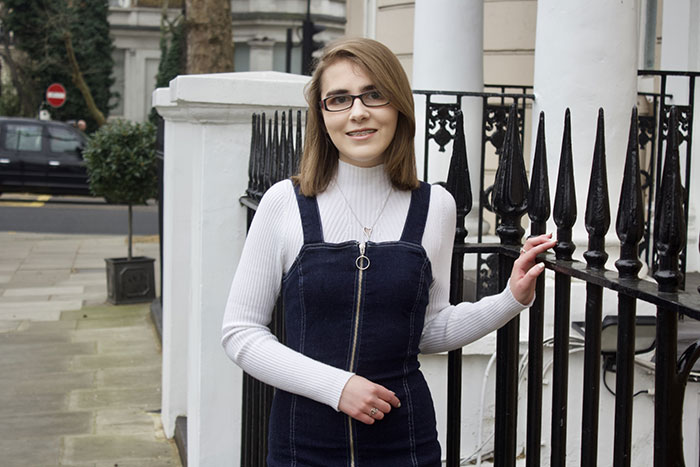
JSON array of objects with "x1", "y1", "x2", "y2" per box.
[{"x1": 320, "y1": 90, "x2": 390, "y2": 112}]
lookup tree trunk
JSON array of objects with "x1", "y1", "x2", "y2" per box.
[
  {"x1": 0, "y1": 41, "x2": 36, "y2": 117},
  {"x1": 128, "y1": 203, "x2": 133, "y2": 261},
  {"x1": 0, "y1": 10, "x2": 37, "y2": 117},
  {"x1": 185, "y1": 0, "x2": 234, "y2": 74},
  {"x1": 63, "y1": 31, "x2": 107, "y2": 127}
]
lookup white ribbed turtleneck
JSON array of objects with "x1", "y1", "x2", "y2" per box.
[{"x1": 222, "y1": 161, "x2": 525, "y2": 410}]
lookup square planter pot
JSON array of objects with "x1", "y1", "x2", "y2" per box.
[{"x1": 105, "y1": 256, "x2": 156, "y2": 305}]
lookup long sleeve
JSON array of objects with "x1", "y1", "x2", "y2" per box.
[
  {"x1": 418, "y1": 186, "x2": 528, "y2": 354},
  {"x1": 221, "y1": 180, "x2": 354, "y2": 410}
]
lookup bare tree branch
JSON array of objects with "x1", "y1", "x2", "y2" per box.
[{"x1": 63, "y1": 30, "x2": 106, "y2": 126}]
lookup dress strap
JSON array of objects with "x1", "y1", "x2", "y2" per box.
[
  {"x1": 400, "y1": 181, "x2": 431, "y2": 245},
  {"x1": 293, "y1": 182, "x2": 324, "y2": 244}
]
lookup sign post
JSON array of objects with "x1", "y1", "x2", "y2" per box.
[{"x1": 46, "y1": 83, "x2": 67, "y2": 108}]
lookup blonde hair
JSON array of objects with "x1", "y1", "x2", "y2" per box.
[{"x1": 293, "y1": 37, "x2": 419, "y2": 196}]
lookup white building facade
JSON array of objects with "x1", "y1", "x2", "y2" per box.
[{"x1": 109, "y1": 0, "x2": 345, "y2": 123}]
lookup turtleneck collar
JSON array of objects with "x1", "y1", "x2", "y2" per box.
[{"x1": 333, "y1": 159, "x2": 392, "y2": 192}]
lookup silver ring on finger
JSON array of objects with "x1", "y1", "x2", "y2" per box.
[
  {"x1": 520, "y1": 247, "x2": 527, "y2": 254},
  {"x1": 369, "y1": 407, "x2": 378, "y2": 417}
]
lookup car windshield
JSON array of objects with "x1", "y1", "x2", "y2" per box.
[
  {"x1": 5, "y1": 124, "x2": 42, "y2": 152},
  {"x1": 48, "y1": 126, "x2": 82, "y2": 153}
]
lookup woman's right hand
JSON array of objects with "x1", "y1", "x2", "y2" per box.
[{"x1": 338, "y1": 375, "x2": 401, "y2": 425}]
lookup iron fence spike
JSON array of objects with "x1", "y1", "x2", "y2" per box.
[
  {"x1": 615, "y1": 107, "x2": 645, "y2": 278},
  {"x1": 653, "y1": 106, "x2": 686, "y2": 292},
  {"x1": 584, "y1": 108, "x2": 611, "y2": 269},
  {"x1": 445, "y1": 110, "x2": 472, "y2": 242},
  {"x1": 493, "y1": 102, "x2": 528, "y2": 245},
  {"x1": 528, "y1": 111, "x2": 551, "y2": 232},
  {"x1": 553, "y1": 108, "x2": 577, "y2": 260}
]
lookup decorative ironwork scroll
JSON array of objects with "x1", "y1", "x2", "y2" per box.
[{"x1": 426, "y1": 103, "x2": 461, "y2": 152}]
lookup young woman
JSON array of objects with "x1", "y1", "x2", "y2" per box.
[{"x1": 222, "y1": 37, "x2": 555, "y2": 466}]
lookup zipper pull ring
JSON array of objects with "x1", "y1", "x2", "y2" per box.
[{"x1": 356, "y1": 242, "x2": 370, "y2": 270}]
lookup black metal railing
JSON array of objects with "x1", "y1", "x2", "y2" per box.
[
  {"x1": 238, "y1": 101, "x2": 700, "y2": 466},
  {"x1": 238, "y1": 110, "x2": 303, "y2": 467},
  {"x1": 412, "y1": 86, "x2": 534, "y2": 243},
  {"x1": 417, "y1": 76, "x2": 699, "y2": 294},
  {"x1": 444, "y1": 103, "x2": 700, "y2": 467},
  {"x1": 637, "y1": 70, "x2": 699, "y2": 288}
]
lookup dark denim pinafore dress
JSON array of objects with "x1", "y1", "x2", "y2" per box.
[{"x1": 267, "y1": 181, "x2": 441, "y2": 467}]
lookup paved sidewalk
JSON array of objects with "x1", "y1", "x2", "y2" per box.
[{"x1": 0, "y1": 231, "x2": 181, "y2": 467}]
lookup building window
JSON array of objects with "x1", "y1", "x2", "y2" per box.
[
  {"x1": 111, "y1": 49, "x2": 126, "y2": 117},
  {"x1": 234, "y1": 43, "x2": 251, "y2": 72}
]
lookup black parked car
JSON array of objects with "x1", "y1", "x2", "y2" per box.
[{"x1": 0, "y1": 117, "x2": 90, "y2": 196}]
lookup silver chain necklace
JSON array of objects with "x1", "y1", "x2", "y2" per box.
[{"x1": 333, "y1": 180, "x2": 393, "y2": 242}]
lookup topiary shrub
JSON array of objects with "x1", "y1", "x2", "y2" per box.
[{"x1": 84, "y1": 119, "x2": 157, "y2": 259}]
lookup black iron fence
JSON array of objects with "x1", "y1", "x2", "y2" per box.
[
  {"x1": 444, "y1": 103, "x2": 700, "y2": 467},
  {"x1": 636, "y1": 70, "x2": 698, "y2": 287},
  {"x1": 238, "y1": 110, "x2": 302, "y2": 467},
  {"x1": 238, "y1": 100, "x2": 700, "y2": 465},
  {"x1": 412, "y1": 86, "x2": 533, "y2": 244},
  {"x1": 416, "y1": 75, "x2": 700, "y2": 295}
]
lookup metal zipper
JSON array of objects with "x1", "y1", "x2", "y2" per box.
[{"x1": 348, "y1": 241, "x2": 368, "y2": 467}]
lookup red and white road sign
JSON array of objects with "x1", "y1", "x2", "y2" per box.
[{"x1": 46, "y1": 83, "x2": 67, "y2": 108}]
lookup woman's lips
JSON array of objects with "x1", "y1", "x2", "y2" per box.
[{"x1": 346, "y1": 129, "x2": 377, "y2": 137}]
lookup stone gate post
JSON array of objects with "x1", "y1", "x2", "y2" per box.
[{"x1": 153, "y1": 71, "x2": 309, "y2": 467}]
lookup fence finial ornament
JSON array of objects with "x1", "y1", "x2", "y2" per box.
[
  {"x1": 528, "y1": 111, "x2": 551, "y2": 235},
  {"x1": 615, "y1": 107, "x2": 645, "y2": 278},
  {"x1": 493, "y1": 103, "x2": 528, "y2": 245},
  {"x1": 445, "y1": 110, "x2": 472, "y2": 243},
  {"x1": 553, "y1": 108, "x2": 577, "y2": 260},
  {"x1": 653, "y1": 106, "x2": 686, "y2": 292},
  {"x1": 584, "y1": 108, "x2": 611, "y2": 269}
]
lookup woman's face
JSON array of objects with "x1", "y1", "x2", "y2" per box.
[{"x1": 319, "y1": 59, "x2": 399, "y2": 168}]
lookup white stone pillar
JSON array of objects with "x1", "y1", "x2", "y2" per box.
[
  {"x1": 659, "y1": 0, "x2": 700, "y2": 274},
  {"x1": 532, "y1": 0, "x2": 639, "y2": 260},
  {"x1": 412, "y1": 0, "x2": 483, "y2": 237},
  {"x1": 152, "y1": 94, "x2": 189, "y2": 439},
  {"x1": 659, "y1": 3, "x2": 700, "y2": 461},
  {"x1": 248, "y1": 38, "x2": 275, "y2": 71},
  {"x1": 153, "y1": 71, "x2": 309, "y2": 467}
]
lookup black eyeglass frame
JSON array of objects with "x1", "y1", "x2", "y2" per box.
[{"x1": 319, "y1": 91, "x2": 391, "y2": 112}]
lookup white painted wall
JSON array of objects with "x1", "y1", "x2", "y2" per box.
[{"x1": 153, "y1": 71, "x2": 309, "y2": 467}]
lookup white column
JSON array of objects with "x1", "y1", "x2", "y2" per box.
[
  {"x1": 659, "y1": 3, "x2": 700, "y2": 462},
  {"x1": 152, "y1": 94, "x2": 189, "y2": 439},
  {"x1": 153, "y1": 71, "x2": 309, "y2": 467},
  {"x1": 248, "y1": 38, "x2": 275, "y2": 71},
  {"x1": 532, "y1": 0, "x2": 639, "y2": 259},
  {"x1": 659, "y1": 0, "x2": 700, "y2": 274},
  {"x1": 365, "y1": 0, "x2": 377, "y2": 39},
  {"x1": 412, "y1": 0, "x2": 484, "y2": 237}
]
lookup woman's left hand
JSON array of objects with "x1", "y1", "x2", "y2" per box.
[{"x1": 509, "y1": 233, "x2": 557, "y2": 305}]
